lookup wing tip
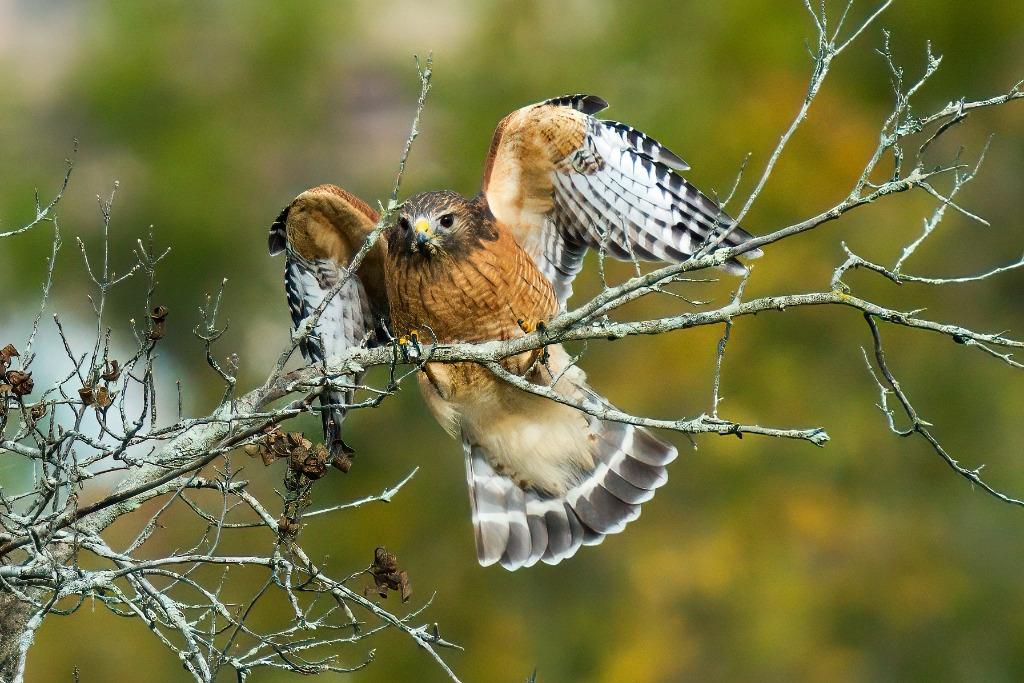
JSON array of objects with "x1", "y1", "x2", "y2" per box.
[
  {"x1": 544, "y1": 93, "x2": 609, "y2": 116},
  {"x1": 268, "y1": 205, "x2": 289, "y2": 255},
  {"x1": 658, "y1": 149, "x2": 690, "y2": 172}
]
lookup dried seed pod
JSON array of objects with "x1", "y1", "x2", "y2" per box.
[
  {"x1": 78, "y1": 386, "x2": 95, "y2": 406},
  {"x1": 0, "y1": 344, "x2": 18, "y2": 368},
  {"x1": 306, "y1": 443, "x2": 330, "y2": 479},
  {"x1": 302, "y1": 456, "x2": 327, "y2": 479},
  {"x1": 394, "y1": 571, "x2": 412, "y2": 602},
  {"x1": 289, "y1": 444, "x2": 309, "y2": 473},
  {"x1": 330, "y1": 439, "x2": 356, "y2": 473},
  {"x1": 368, "y1": 547, "x2": 411, "y2": 602},
  {"x1": 332, "y1": 453, "x2": 352, "y2": 473},
  {"x1": 277, "y1": 517, "x2": 299, "y2": 536},
  {"x1": 29, "y1": 403, "x2": 47, "y2": 420},
  {"x1": 244, "y1": 429, "x2": 326, "y2": 472},
  {"x1": 267, "y1": 432, "x2": 291, "y2": 458},
  {"x1": 290, "y1": 444, "x2": 327, "y2": 479},
  {"x1": 149, "y1": 306, "x2": 169, "y2": 340},
  {"x1": 258, "y1": 447, "x2": 276, "y2": 467},
  {"x1": 373, "y1": 547, "x2": 398, "y2": 574},
  {"x1": 101, "y1": 360, "x2": 121, "y2": 382},
  {"x1": 93, "y1": 386, "x2": 112, "y2": 408},
  {"x1": 243, "y1": 440, "x2": 279, "y2": 467},
  {"x1": 6, "y1": 371, "x2": 33, "y2": 396},
  {"x1": 243, "y1": 429, "x2": 279, "y2": 462}
]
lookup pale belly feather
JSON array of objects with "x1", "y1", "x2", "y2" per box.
[{"x1": 417, "y1": 349, "x2": 595, "y2": 496}]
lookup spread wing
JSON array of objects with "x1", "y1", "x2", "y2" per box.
[
  {"x1": 482, "y1": 94, "x2": 761, "y2": 304},
  {"x1": 269, "y1": 184, "x2": 389, "y2": 361},
  {"x1": 268, "y1": 185, "x2": 390, "y2": 459}
]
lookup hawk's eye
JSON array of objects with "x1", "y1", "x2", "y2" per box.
[
  {"x1": 398, "y1": 217, "x2": 411, "y2": 231},
  {"x1": 439, "y1": 213, "x2": 454, "y2": 229}
]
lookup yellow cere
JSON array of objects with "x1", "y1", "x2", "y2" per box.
[{"x1": 414, "y1": 218, "x2": 433, "y2": 236}]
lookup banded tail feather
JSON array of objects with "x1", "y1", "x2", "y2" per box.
[{"x1": 464, "y1": 414, "x2": 677, "y2": 570}]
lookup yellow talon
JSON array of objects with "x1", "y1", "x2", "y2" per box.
[{"x1": 517, "y1": 319, "x2": 547, "y2": 334}]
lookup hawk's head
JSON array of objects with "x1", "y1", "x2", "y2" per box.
[{"x1": 387, "y1": 191, "x2": 497, "y2": 261}]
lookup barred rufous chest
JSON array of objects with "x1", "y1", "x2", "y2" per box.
[{"x1": 383, "y1": 212, "x2": 558, "y2": 345}]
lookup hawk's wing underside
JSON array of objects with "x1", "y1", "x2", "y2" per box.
[{"x1": 482, "y1": 94, "x2": 761, "y2": 305}]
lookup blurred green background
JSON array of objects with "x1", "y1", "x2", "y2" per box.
[{"x1": 2, "y1": 0, "x2": 1024, "y2": 681}]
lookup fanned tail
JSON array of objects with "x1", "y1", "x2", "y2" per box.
[{"x1": 465, "y1": 413, "x2": 678, "y2": 571}]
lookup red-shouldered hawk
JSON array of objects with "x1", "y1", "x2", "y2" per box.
[{"x1": 270, "y1": 95, "x2": 760, "y2": 569}]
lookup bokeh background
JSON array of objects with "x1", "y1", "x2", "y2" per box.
[{"x1": 2, "y1": 0, "x2": 1024, "y2": 681}]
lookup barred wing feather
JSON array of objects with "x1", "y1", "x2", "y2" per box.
[
  {"x1": 268, "y1": 185, "x2": 389, "y2": 462},
  {"x1": 483, "y1": 95, "x2": 761, "y2": 304}
]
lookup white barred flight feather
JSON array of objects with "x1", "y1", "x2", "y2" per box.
[
  {"x1": 269, "y1": 186, "x2": 389, "y2": 464},
  {"x1": 484, "y1": 94, "x2": 762, "y2": 305}
]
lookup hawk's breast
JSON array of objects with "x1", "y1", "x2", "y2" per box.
[{"x1": 385, "y1": 221, "x2": 558, "y2": 345}]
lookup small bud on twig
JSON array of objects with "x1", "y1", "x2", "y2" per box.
[{"x1": 225, "y1": 353, "x2": 239, "y2": 378}]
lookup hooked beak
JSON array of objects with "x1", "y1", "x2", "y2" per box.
[{"x1": 414, "y1": 218, "x2": 434, "y2": 246}]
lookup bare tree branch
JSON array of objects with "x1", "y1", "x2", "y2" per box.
[{"x1": 2, "y1": 4, "x2": 1023, "y2": 681}]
